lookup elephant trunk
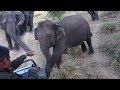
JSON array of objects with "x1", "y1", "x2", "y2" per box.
[
  {"x1": 6, "y1": 22, "x2": 31, "y2": 52},
  {"x1": 39, "y1": 42, "x2": 52, "y2": 77}
]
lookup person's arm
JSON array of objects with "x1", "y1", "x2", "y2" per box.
[
  {"x1": 11, "y1": 51, "x2": 35, "y2": 71},
  {"x1": 11, "y1": 54, "x2": 27, "y2": 70}
]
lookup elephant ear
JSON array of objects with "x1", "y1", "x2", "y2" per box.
[
  {"x1": 38, "y1": 21, "x2": 44, "y2": 28},
  {"x1": 54, "y1": 24, "x2": 66, "y2": 41}
]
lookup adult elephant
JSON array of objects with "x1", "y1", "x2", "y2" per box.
[
  {"x1": 0, "y1": 11, "x2": 32, "y2": 52},
  {"x1": 88, "y1": 11, "x2": 99, "y2": 21},
  {"x1": 34, "y1": 15, "x2": 94, "y2": 77},
  {"x1": 20, "y1": 11, "x2": 34, "y2": 36}
]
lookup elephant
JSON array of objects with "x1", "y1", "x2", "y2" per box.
[
  {"x1": 88, "y1": 11, "x2": 99, "y2": 21},
  {"x1": 20, "y1": 11, "x2": 34, "y2": 36},
  {"x1": 0, "y1": 11, "x2": 32, "y2": 52},
  {"x1": 34, "y1": 15, "x2": 94, "y2": 78}
]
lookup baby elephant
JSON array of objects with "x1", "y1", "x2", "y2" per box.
[{"x1": 34, "y1": 15, "x2": 94, "y2": 77}]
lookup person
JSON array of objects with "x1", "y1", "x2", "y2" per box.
[{"x1": 0, "y1": 45, "x2": 41, "y2": 79}]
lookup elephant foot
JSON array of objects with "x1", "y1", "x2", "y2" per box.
[
  {"x1": 56, "y1": 59, "x2": 62, "y2": 69},
  {"x1": 82, "y1": 48, "x2": 87, "y2": 52},
  {"x1": 46, "y1": 72, "x2": 50, "y2": 78},
  {"x1": 63, "y1": 49, "x2": 68, "y2": 54},
  {"x1": 56, "y1": 64, "x2": 61, "y2": 69},
  {"x1": 88, "y1": 50, "x2": 94, "y2": 54}
]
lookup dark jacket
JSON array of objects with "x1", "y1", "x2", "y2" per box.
[{"x1": 0, "y1": 55, "x2": 39, "y2": 79}]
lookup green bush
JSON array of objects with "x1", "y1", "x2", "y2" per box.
[
  {"x1": 100, "y1": 11, "x2": 119, "y2": 18},
  {"x1": 48, "y1": 11, "x2": 66, "y2": 20},
  {"x1": 112, "y1": 34, "x2": 120, "y2": 39},
  {"x1": 100, "y1": 11, "x2": 120, "y2": 21},
  {"x1": 100, "y1": 22, "x2": 118, "y2": 33}
]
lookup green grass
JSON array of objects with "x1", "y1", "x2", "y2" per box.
[
  {"x1": 100, "y1": 22, "x2": 118, "y2": 33},
  {"x1": 48, "y1": 11, "x2": 66, "y2": 20},
  {"x1": 112, "y1": 34, "x2": 120, "y2": 39}
]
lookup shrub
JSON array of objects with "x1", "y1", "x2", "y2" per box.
[
  {"x1": 99, "y1": 33, "x2": 120, "y2": 65},
  {"x1": 100, "y1": 22, "x2": 118, "y2": 33},
  {"x1": 100, "y1": 11, "x2": 120, "y2": 18},
  {"x1": 100, "y1": 11, "x2": 120, "y2": 21},
  {"x1": 48, "y1": 11, "x2": 66, "y2": 20},
  {"x1": 97, "y1": 26, "x2": 120, "y2": 76},
  {"x1": 112, "y1": 34, "x2": 120, "y2": 39}
]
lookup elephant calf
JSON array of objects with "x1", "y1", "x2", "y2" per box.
[{"x1": 34, "y1": 15, "x2": 94, "y2": 77}]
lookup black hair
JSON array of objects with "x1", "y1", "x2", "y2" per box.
[{"x1": 0, "y1": 45, "x2": 9, "y2": 61}]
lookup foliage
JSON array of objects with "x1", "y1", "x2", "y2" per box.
[
  {"x1": 100, "y1": 11, "x2": 120, "y2": 21},
  {"x1": 100, "y1": 22, "x2": 118, "y2": 33},
  {"x1": 112, "y1": 34, "x2": 120, "y2": 39},
  {"x1": 100, "y1": 11, "x2": 120, "y2": 17},
  {"x1": 48, "y1": 11, "x2": 66, "y2": 20}
]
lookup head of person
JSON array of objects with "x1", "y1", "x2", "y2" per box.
[{"x1": 0, "y1": 45, "x2": 11, "y2": 69}]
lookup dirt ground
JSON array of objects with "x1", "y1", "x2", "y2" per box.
[{"x1": 0, "y1": 11, "x2": 119, "y2": 79}]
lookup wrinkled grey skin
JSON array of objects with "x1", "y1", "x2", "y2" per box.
[
  {"x1": 88, "y1": 11, "x2": 99, "y2": 21},
  {"x1": 21, "y1": 11, "x2": 34, "y2": 35},
  {"x1": 34, "y1": 15, "x2": 94, "y2": 77},
  {"x1": 0, "y1": 11, "x2": 31, "y2": 51}
]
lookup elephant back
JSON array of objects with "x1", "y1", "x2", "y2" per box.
[{"x1": 58, "y1": 15, "x2": 90, "y2": 32}]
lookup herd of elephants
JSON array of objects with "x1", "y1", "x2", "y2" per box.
[{"x1": 0, "y1": 11, "x2": 99, "y2": 78}]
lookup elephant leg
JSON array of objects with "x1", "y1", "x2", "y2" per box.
[
  {"x1": 89, "y1": 13, "x2": 94, "y2": 21},
  {"x1": 19, "y1": 16, "x2": 29, "y2": 36},
  {"x1": 52, "y1": 44, "x2": 65, "y2": 69},
  {"x1": 19, "y1": 23, "x2": 26, "y2": 36},
  {"x1": 95, "y1": 13, "x2": 99, "y2": 20},
  {"x1": 45, "y1": 59, "x2": 52, "y2": 78},
  {"x1": 14, "y1": 28, "x2": 20, "y2": 50},
  {"x1": 81, "y1": 42, "x2": 87, "y2": 52},
  {"x1": 29, "y1": 16, "x2": 33, "y2": 32},
  {"x1": 25, "y1": 15, "x2": 29, "y2": 30},
  {"x1": 25, "y1": 15, "x2": 30, "y2": 31},
  {"x1": 92, "y1": 14, "x2": 96, "y2": 21},
  {"x1": 86, "y1": 38, "x2": 94, "y2": 54},
  {"x1": 5, "y1": 32, "x2": 13, "y2": 50},
  {"x1": 39, "y1": 44, "x2": 52, "y2": 78}
]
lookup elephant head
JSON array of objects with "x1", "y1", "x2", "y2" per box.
[
  {"x1": 34, "y1": 20, "x2": 66, "y2": 77},
  {"x1": 34, "y1": 20, "x2": 66, "y2": 47}
]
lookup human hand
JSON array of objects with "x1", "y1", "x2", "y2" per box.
[{"x1": 26, "y1": 51, "x2": 35, "y2": 57}]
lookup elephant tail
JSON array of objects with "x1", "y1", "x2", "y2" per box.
[{"x1": 90, "y1": 32, "x2": 93, "y2": 37}]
